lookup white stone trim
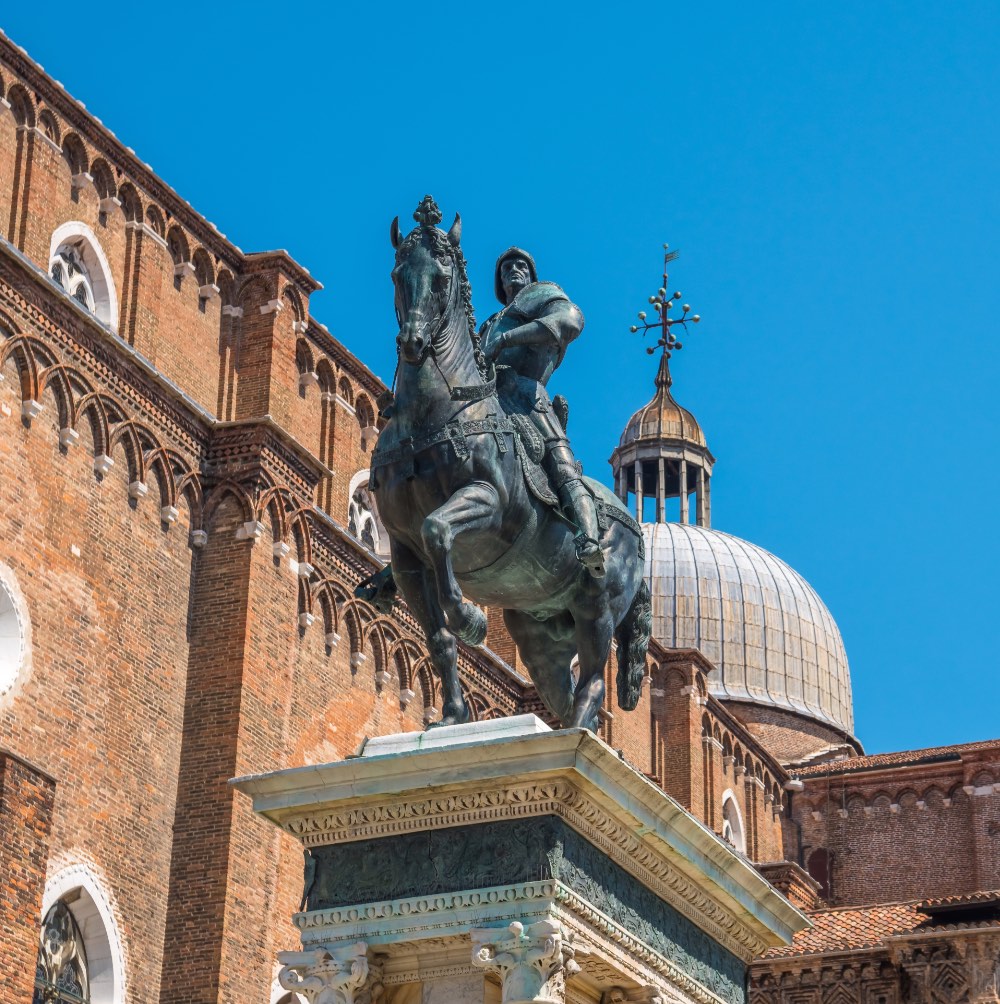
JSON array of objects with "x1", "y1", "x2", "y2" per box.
[
  {"x1": 294, "y1": 880, "x2": 724, "y2": 1004},
  {"x1": 42, "y1": 860, "x2": 126, "y2": 1004},
  {"x1": 0, "y1": 562, "x2": 31, "y2": 702},
  {"x1": 49, "y1": 221, "x2": 119, "y2": 333},
  {"x1": 236, "y1": 729, "x2": 803, "y2": 959},
  {"x1": 720, "y1": 790, "x2": 745, "y2": 855}
]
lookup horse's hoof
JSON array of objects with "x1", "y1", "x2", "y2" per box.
[
  {"x1": 426, "y1": 702, "x2": 471, "y2": 729},
  {"x1": 452, "y1": 603, "x2": 487, "y2": 647}
]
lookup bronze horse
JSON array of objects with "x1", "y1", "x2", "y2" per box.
[{"x1": 368, "y1": 202, "x2": 651, "y2": 731}]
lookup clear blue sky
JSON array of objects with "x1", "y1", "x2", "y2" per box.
[{"x1": 5, "y1": 3, "x2": 998, "y2": 754}]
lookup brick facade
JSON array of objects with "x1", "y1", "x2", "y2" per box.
[{"x1": 0, "y1": 751, "x2": 56, "y2": 1003}]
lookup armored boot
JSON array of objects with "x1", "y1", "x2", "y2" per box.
[{"x1": 560, "y1": 478, "x2": 605, "y2": 578}]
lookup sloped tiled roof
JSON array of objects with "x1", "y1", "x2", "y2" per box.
[
  {"x1": 763, "y1": 903, "x2": 924, "y2": 958},
  {"x1": 792, "y1": 739, "x2": 1000, "y2": 778},
  {"x1": 762, "y1": 893, "x2": 1000, "y2": 961}
]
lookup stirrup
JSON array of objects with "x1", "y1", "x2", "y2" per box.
[{"x1": 575, "y1": 534, "x2": 606, "y2": 578}]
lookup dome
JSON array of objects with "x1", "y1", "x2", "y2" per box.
[
  {"x1": 644, "y1": 521, "x2": 855, "y2": 737},
  {"x1": 619, "y1": 353, "x2": 707, "y2": 450}
]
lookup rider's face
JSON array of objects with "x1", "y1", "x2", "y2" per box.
[{"x1": 501, "y1": 257, "x2": 531, "y2": 300}]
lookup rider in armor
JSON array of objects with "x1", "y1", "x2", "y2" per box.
[{"x1": 480, "y1": 247, "x2": 604, "y2": 577}]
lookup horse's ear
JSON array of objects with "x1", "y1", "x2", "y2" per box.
[
  {"x1": 391, "y1": 216, "x2": 402, "y2": 249},
  {"x1": 447, "y1": 213, "x2": 462, "y2": 247}
]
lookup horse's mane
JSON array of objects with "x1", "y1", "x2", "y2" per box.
[{"x1": 397, "y1": 227, "x2": 487, "y2": 377}]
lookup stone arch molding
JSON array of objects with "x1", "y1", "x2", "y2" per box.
[
  {"x1": 0, "y1": 561, "x2": 31, "y2": 702},
  {"x1": 721, "y1": 788, "x2": 746, "y2": 855},
  {"x1": 42, "y1": 860, "x2": 127, "y2": 1004},
  {"x1": 49, "y1": 221, "x2": 119, "y2": 332},
  {"x1": 347, "y1": 467, "x2": 388, "y2": 558}
]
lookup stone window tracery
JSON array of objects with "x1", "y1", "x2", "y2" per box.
[
  {"x1": 347, "y1": 470, "x2": 389, "y2": 558},
  {"x1": 48, "y1": 223, "x2": 118, "y2": 331},
  {"x1": 0, "y1": 566, "x2": 26, "y2": 698},
  {"x1": 721, "y1": 791, "x2": 746, "y2": 854},
  {"x1": 348, "y1": 481, "x2": 379, "y2": 553},
  {"x1": 50, "y1": 247, "x2": 95, "y2": 311},
  {"x1": 34, "y1": 901, "x2": 91, "y2": 1004}
]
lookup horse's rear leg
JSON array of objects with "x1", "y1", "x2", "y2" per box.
[
  {"x1": 503, "y1": 609, "x2": 577, "y2": 726},
  {"x1": 571, "y1": 601, "x2": 614, "y2": 732},
  {"x1": 389, "y1": 539, "x2": 469, "y2": 727},
  {"x1": 421, "y1": 483, "x2": 501, "y2": 646}
]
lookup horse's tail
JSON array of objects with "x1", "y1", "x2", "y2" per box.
[{"x1": 615, "y1": 579, "x2": 652, "y2": 711}]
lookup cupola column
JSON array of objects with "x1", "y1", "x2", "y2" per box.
[
  {"x1": 657, "y1": 458, "x2": 667, "y2": 523},
  {"x1": 679, "y1": 459, "x2": 689, "y2": 524},
  {"x1": 634, "y1": 460, "x2": 644, "y2": 521}
]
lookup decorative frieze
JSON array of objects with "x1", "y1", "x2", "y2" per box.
[{"x1": 277, "y1": 777, "x2": 773, "y2": 962}]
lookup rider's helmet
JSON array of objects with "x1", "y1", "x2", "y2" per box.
[{"x1": 494, "y1": 247, "x2": 538, "y2": 305}]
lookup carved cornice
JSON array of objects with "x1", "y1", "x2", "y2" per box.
[
  {"x1": 280, "y1": 778, "x2": 771, "y2": 962},
  {"x1": 0, "y1": 32, "x2": 243, "y2": 273},
  {"x1": 206, "y1": 418, "x2": 330, "y2": 494},
  {"x1": 293, "y1": 879, "x2": 727, "y2": 1004},
  {"x1": 0, "y1": 246, "x2": 208, "y2": 456}
]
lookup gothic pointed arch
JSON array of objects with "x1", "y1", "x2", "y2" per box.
[{"x1": 49, "y1": 222, "x2": 119, "y2": 331}]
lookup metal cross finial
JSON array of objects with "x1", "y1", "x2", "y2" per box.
[
  {"x1": 413, "y1": 194, "x2": 443, "y2": 227},
  {"x1": 628, "y1": 243, "x2": 701, "y2": 360}
]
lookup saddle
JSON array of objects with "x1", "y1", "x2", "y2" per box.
[{"x1": 504, "y1": 400, "x2": 644, "y2": 556}]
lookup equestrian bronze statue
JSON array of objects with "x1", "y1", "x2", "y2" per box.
[{"x1": 364, "y1": 196, "x2": 651, "y2": 732}]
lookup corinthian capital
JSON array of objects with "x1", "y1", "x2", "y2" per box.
[
  {"x1": 277, "y1": 942, "x2": 383, "y2": 1004},
  {"x1": 471, "y1": 918, "x2": 581, "y2": 1004}
]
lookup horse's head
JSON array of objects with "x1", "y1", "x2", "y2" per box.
[{"x1": 390, "y1": 196, "x2": 466, "y2": 365}]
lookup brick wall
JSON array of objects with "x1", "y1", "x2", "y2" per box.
[
  {"x1": 792, "y1": 750, "x2": 1000, "y2": 906},
  {"x1": 0, "y1": 751, "x2": 55, "y2": 1004}
]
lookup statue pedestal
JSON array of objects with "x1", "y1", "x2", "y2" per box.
[{"x1": 233, "y1": 716, "x2": 807, "y2": 1004}]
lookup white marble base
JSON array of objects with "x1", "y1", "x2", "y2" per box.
[{"x1": 361, "y1": 714, "x2": 552, "y2": 758}]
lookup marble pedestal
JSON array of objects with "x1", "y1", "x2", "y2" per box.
[{"x1": 233, "y1": 716, "x2": 807, "y2": 1004}]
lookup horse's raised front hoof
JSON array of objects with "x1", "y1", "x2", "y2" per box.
[
  {"x1": 450, "y1": 602, "x2": 487, "y2": 647},
  {"x1": 426, "y1": 700, "x2": 471, "y2": 729}
]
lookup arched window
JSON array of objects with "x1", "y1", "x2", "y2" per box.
[
  {"x1": 40, "y1": 866, "x2": 125, "y2": 1004},
  {"x1": 347, "y1": 470, "x2": 388, "y2": 558},
  {"x1": 721, "y1": 790, "x2": 746, "y2": 854},
  {"x1": 34, "y1": 900, "x2": 90, "y2": 1003},
  {"x1": 49, "y1": 223, "x2": 118, "y2": 331},
  {"x1": 806, "y1": 847, "x2": 833, "y2": 900},
  {"x1": 0, "y1": 565, "x2": 27, "y2": 698}
]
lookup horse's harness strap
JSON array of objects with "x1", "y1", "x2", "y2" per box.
[
  {"x1": 449, "y1": 371, "x2": 496, "y2": 402},
  {"x1": 371, "y1": 414, "x2": 514, "y2": 475}
]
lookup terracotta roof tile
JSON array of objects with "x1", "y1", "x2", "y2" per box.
[
  {"x1": 792, "y1": 739, "x2": 1000, "y2": 778},
  {"x1": 920, "y1": 890, "x2": 1000, "y2": 910},
  {"x1": 763, "y1": 903, "x2": 924, "y2": 958}
]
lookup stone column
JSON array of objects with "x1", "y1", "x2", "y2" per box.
[
  {"x1": 679, "y1": 459, "x2": 689, "y2": 524},
  {"x1": 657, "y1": 457, "x2": 666, "y2": 523},
  {"x1": 695, "y1": 467, "x2": 706, "y2": 527},
  {"x1": 471, "y1": 919, "x2": 581, "y2": 1004},
  {"x1": 277, "y1": 941, "x2": 384, "y2": 1004},
  {"x1": 634, "y1": 461, "x2": 644, "y2": 521}
]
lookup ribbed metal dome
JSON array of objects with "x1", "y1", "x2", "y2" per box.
[
  {"x1": 644, "y1": 522, "x2": 854, "y2": 736},
  {"x1": 619, "y1": 354, "x2": 708, "y2": 449}
]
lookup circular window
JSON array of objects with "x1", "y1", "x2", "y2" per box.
[{"x1": 0, "y1": 572, "x2": 26, "y2": 696}]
